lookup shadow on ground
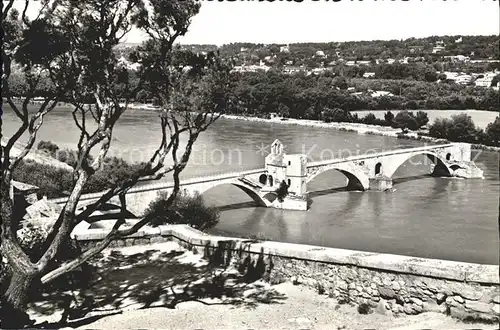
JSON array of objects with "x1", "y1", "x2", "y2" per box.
[{"x1": 31, "y1": 246, "x2": 287, "y2": 329}]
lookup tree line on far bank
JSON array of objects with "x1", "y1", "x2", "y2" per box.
[
  {"x1": 7, "y1": 67, "x2": 500, "y2": 115},
  {"x1": 335, "y1": 110, "x2": 500, "y2": 147}
]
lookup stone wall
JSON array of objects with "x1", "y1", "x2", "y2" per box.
[{"x1": 72, "y1": 224, "x2": 499, "y2": 322}]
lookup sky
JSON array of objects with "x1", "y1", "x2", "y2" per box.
[
  {"x1": 13, "y1": 0, "x2": 500, "y2": 45},
  {"x1": 125, "y1": 0, "x2": 500, "y2": 45}
]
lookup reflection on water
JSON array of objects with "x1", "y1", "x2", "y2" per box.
[{"x1": 3, "y1": 106, "x2": 499, "y2": 264}]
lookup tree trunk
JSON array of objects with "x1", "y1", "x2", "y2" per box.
[{"x1": 1, "y1": 267, "x2": 38, "y2": 329}]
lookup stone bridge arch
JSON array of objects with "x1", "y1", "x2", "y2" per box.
[
  {"x1": 307, "y1": 163, "x2": 370, "y2": 191},
  {"x1": 192, "y1": 180, "x2": 272, "y2": 207},
  {"x1": 380, "y1": 150, "x2": 457, "y2": 178}
]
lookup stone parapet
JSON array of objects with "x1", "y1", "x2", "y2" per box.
[{"x1": 72, "y1": 224, "x2": 499, "y2": 321}]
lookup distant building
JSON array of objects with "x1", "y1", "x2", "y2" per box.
[
  {"x1": 455, "y1": 75, "x2": 473, "y2": 85},
  {"x1": 370, "y1": 91, "x2": 394, "y2": 98},
  {"x1": 409, "y1": 46, "x2": 424, "y2": 54},
  {"x1": 386, "y1": 58, "x2": 396, "y2": 64},
  {"x1": 363, "y1": 72, "x2": 376, "y2": 78},
  {"x1": 280, "y1": 45, "x2": 290, "y2": 53},
  {"x1": 442, "y1": 71, "x2": 473, "y2": 84},
  {"x1": 310, "y1": 67, "x2": 328, "y2": 75},
  {"x1": 240, "y1": 47, "x2": 248, "y2": 52},
  {"x1": 475, "y1": 71, "x2": 499, "y2": 87},
  {"x1": 432, "y1": 46, "x2": 445, "y2": 54},
  {"x1": 444, "y1": 55, "x2": 470, "y2": 62},
  {"x1": 455, "y1": 37, "x2": 463, "y2": 43},
  {"x1": 283, "y1": 66, "x2": 305, "y2": 75},
  {"x1": 357, "y1": 60, "x2": 371, "y2": 66},
  {"x1": 315, "y1": 50, "x2": 326, "y2": 57},
  {"x1": 231, "y1": 61, "x2": 270, "y2": 73},
  {"x1": 399, "y1": 57, "x2": 411, "y2": 64},
  {"x1": 117, "y1": 56, "x2": 141, "y2": 71},
  {"x1": 345, "y1": 61, "x2": 356, "y2": 66}
]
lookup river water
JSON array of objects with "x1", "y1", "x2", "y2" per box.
[{"x1": 3, "y1": 106, "x2": 499, "y2": 264}]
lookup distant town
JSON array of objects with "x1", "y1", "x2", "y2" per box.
[{"x1": 115, "y1": 35, "x2": 499, "y2": 89}]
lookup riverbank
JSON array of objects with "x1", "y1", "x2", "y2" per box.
[
  {"x1": 220, "y1": 114, "x2": 500, "y2": 152},
  {"x1": 352, "y1": 109, "x2": 499, "y2": 130},
  {"x1": 1, "y1": 139, "x2": 73, "y2": 171}
]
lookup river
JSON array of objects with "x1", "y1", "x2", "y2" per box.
[{"x1": 3, "y1": 106, "x2": 499, "y2": 264}]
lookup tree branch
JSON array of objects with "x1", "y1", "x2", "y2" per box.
[{"x1": 2, "y1": 0, "x2": 15, "y2": 20}]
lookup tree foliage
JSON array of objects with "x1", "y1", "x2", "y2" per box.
[
  {"x1": 485, "y1": 117, "x2": 500, "y2": 146},
  {"x1": 144, "y1": 190, "x2": 220, "y2": 231},
  {"x1": 1, "y1": 1, "x2": 232, "y2": 325},
  {"x1": 427, "y1": 114, "x2": 494, "y2": 145},
  {"x1": 392, "y1": 111, "x2": 418, "y2": 131}
]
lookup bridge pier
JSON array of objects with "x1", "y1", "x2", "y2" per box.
[
  {"x1": 368, "y1": 175, "x2": 393, "y2": 191},
  {"x1": 430, "y1": 161, "x2": 484, "y2": 179}
]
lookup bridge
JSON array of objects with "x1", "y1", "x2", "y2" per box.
[{"x1": 49, "y1": 140, "x2": 483, "y2": 213}]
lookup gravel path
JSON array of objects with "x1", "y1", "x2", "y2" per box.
[{"x1": 71, "y1": 282, "x2": 495, "y2": 330}]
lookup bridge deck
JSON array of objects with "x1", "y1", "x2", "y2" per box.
[
  {"x1": 49, "y1": 144, "x2": 455, "y2": 204},
  {"x1": 49, "y1": 168, "x2": 266, "y2": 203},
  {"x1": 307, "y1": 143, "x2": 454, "y2": 168}
]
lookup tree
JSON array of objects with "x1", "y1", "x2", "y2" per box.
[
  {"x1": 491, "y1": 74, "x2": 500, "y2": 87},
  {"x1": 429, "y1": 118, "x2": 453, "y2": 139},
  {"x1": 1, "y1": 0, "x2": 232, "y2": 325},
  {"x1": 392, "y1": 111, "x2": 418, "y2": 131},
  {"x1": 275, "y1": 180, "x2": 289, "y2": 202},
  {"x1": 384, "y1": 111, "x2": 395, "y2": 126},
  {"x1": 414, "y1": 110, "x2": 429, "y2": 128},
  {"x1": 277, "y1": 103, "x2": 290, "y2": 118},
  {"x1": 485, "y1": 116, "x2": 500, "y2": 146},
  {"x1": 362, "y1": 113, "x2": 377, "y2": 125},
  {"x1": 447, "y1": 114, "x2": 477, "y2": 142},
  {"x1": 144, "y1": 190, "x2": 220, "y2": 231},
  {"x1": 332, "y1": 76, "x2": 348, "y2": 90},
  {"x1": 322, "y1": 108, "x2": 351, "y2": 123}
]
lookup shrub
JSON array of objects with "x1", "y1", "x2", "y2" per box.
[
  {"x1": 84, "y1": 157, "x2": 145, "y2": 193},
  {"x1": 12, "y1": 161, "x2": 74, "y2": 198},
  {"x1": 275, "y1": 180, "x2": 289, "y2": 202},
  {"x1": 322, "y1": 108, "x2": 351, "y2": 123},
  {"x1": 357, "y1": 303, "x2": 373, "y2": 315},
  {"x1": 13, "y1": 154, "x2": 146, "y2": 198},
  {"x1": 384, "y1": 111, "x2": 394, "y2": 126},
  {"x1": 414, "y1": 110, "x2": 429, "y2": 128},
  {"x1": 447, "y1": 114, "x2": 477, "y2": 142},
  {"x1": 37, "y1": 140, "x2": 59, "y2": 157},
  {"x1": 427, "y1": 114, "x2": 500, "y2": 146},
  {"x1": 144, "y1": 190, "x2": 220, "y2": 231},
  {"x1": 485, "y1": 116, "x2": 500, "y2": 146},
  {"x1": 393, "y1": 110, "x2": 418, "y2": 131},
  {"x1": 55, "y1": 149, "x2": 80, "y2": 168},
  {"x1": 428, "y1": 117, "x2": 452, "y2": 139},
  {"x1": 362, "y1": 113, "x2": 377, "y2": 125}
]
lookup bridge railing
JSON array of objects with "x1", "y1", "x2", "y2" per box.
[
  {"x1": 307, "y1": 143, "x2": 454, "y2": 168},
  {"x1": 48, "y1": 167, "x2": 266, "y2": 204}
]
